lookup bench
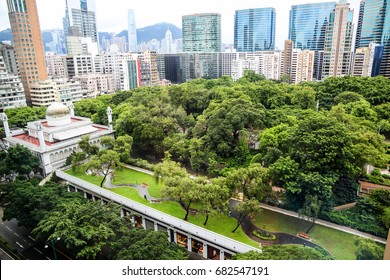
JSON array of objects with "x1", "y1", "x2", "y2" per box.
[{"x1": 298, "y1": 232, "x2": 310, "y2": 239}]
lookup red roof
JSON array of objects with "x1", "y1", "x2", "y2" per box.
[{"x1": 13, "y1": 133, "x2": 54, "y2": 146}]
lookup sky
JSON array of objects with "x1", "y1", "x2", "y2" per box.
[{"x1": 0, "y1": 0, "x2": 361, "y2": 49}]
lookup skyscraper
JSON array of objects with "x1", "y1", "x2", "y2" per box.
[
  {"x1": 234, "y1": 8, "x2": 276, "y2": 52},
  {"x1": 63, "y1": 0, "x2": 98, "y2": 43},
  {"x1": 182, "y1": 13, "x2": 221, "y2": 52},
  {"x1": 283, "y1": 39, "x2": 294, "y2": 79},
  {"x1": 322, "y1": 1, "x2": 354, "y2": 78},
  {"x1": 380, "y1": 1, "x2": 390, "y2": 77},
  {"x1": 355, "y1": 0, "x2": 387, "y2": 49},
  {"x1": 128, "y1": 9, "x2": 138, "y2": 52},
  {"x1": 6, "y1": 0, "x2": 48, "y2": 104},
  {"x1": 289, "y1": 2, "x2": 336, "y2": 50}
]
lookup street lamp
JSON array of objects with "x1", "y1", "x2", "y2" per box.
[{"x1": 45, "y1": 237, "x2": 60, "y2": 260}]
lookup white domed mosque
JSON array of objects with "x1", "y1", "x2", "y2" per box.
[{"x1": 1, "y1": 102, "x2": 114, "y2": 175}]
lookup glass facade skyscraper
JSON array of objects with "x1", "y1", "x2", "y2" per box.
[
  {"x1": 63, "y1": 0, "x2": 98, "y2": 43},
  {"x1": 289, "y1": 2, "x2": 336, "y2": 51},
  {"x1": 234, "y1": 8, "x2": 276, "y2": 52},
  {"x1": 380, "y1": 1, "x2": 390, "y2": 77},
  {"x1": 128, "y1": 9, "x2": 138, "y2": 52},
  {"x1": 182, "y1": 13, "x2": 221, "y2": 52},
  {"x1": 355, "y1": 0, "x2": 387, "y2": 49}
]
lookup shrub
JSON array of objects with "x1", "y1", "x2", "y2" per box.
[
  {"x1": 126, "y1": 158, "x2": 154, "y2": 171},
  {"x1": 253, "y1": 229, "x2": 276, "y2": 241}
]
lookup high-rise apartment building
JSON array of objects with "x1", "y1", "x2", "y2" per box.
[
  {"x1": 128, "y1": 9, "x2": 138, "y2": 52},
  {"x1": 322, "y1": 1, "x2": 354, "y2": 79},
  {"x1": 291, "y1": 49, "x2": 315, "y2": 84},
  {"x1": 46, "y1": 53, "x2": 69, "y2": 79},
  {"x1": 182, "y1": 13, "x2": 221, "y2": 52},
  {"x1": 0, "y1": 43, "x2": 18, "y2": 76},
  {"x1": 289, "y1": 2, "x2": 336, "y2": 50},
  {"x1": 282, "y1": 40, "x2": 294, "y2": 79},
  {"x1": 352, "y1": 43, "x2": 384, "y2": 76},
  {"x1": 63, "y1": 0, "x2": 98, "y2": 50},
  {"x1": 0, "y1": 55, "x2": 26, "y2": 111},
  {"x1": 138, "y1": 51, "x2": 160, "y2": 86},
  {"x1": 6, "y1": 0, "x2": 48, "y2": 104},
  {"x1": 234, "y1": 8, "x2": 276, "y2": 52},
  {"x1": 355, "y1": 0, "x2": 387, "y2": 49}
]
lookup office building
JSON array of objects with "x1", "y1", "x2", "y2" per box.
[
  {"x1": 128, "y1": 9, "x2": 138, "y2": 52},
  {"x1": 355, "y1": 0, "x2": 387, "y2": 49},
  {"x1": 0, "y1": 56, "x2": 26, "y2": 111},
  {"x1": 234, "y1": 8, "x2": 276, "y2": 52},
  {"x1": 182, "y1": 13, "x2": 221, "y2": 52},
  {"x1": 322, "y1": 1, "x2": 354, "y2": 78},
  {"x1": 125, "y1": 58, "x2": 141, "y2": 90},
  {"x1": 6, "y1": 0, "x2": 49, "y2": 104},
  {"x1": 63, "y1": 0, "x2": 98, "y2": 54},
  {"x1": 380, "y1": 2, "x2": 390, "y2": 77},
  {"x1": 289, "y1": 2, "x2": 336, "y2": 50}
]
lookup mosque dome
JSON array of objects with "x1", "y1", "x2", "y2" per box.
[{"x1": 46, "y1": 102, "x2": 71, "y2": 126}]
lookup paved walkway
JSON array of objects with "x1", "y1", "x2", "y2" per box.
[
  {"x1": 228, "y1": 199, "x2": 329, "y2": 254},
  {"x1": 114, "y1": 165, "x2": 388, "y2": 245},
  {"x1": 104, "y1": 172, "x2": 161, "y2": 202},
  {"x1": 259, "y1": 203, "x2": 387, "y2": 244}
]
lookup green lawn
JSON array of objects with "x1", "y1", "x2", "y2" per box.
[
  {"x1": 253, "y1": 209, "x2": 357, "y2": 260},
  {"x1": 112, "y1": 168, "x2": 164, "y2": 198},
  {"x1": 65, "y1": 167, "x2": 259, "y2": 248},
  {"x1": 66, "y1": 166, "x2": 361, "y2": 259}
]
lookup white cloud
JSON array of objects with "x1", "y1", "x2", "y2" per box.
[{"x1": 0, "y1": 0, "x2": 361, "y2": 49}]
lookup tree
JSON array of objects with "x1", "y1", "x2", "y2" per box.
[
  {"x1": 192, "y1": 97, "x2": 265, "y2": 160},
  {"x1": 110, "y1": 228, "x2": 188, "y2": 260},
  {"x1": 5, "y1": 106, "x2": 46, "y2": 127},
  {"x1": 86, "y1": 150, "x2": 121, "y2": 188},
  {"x1": 101, "y1": 135, "x2": 133, "y2": 163},
  {"x1": 199, "y1": 181, "x2": 230, "y2": 226},
  {"x1": 334, "y1": 91, "x2": 364, "y2": 105},
  {"x1": 231, "y1": 198, "x2": 261, "y2": 233},
  {"x1": 163, "y1": 176, "x2": 203, "y2": 221},
  {"x1": 291, "y1": 87, "x2": 317, "y2": 110},
  {"x1": 3, "y1": 144, "x2": 40, "y2": 178},
  {"x1": 153, "y1": 157, "x2": 188, "y2": 184},
  {"x1": 225, "y1": 164, "x2": 271, "y2": 201},
  {"x1": 32, "y1": 200, "x2": 124, "y2": 259},
  {"x1": 0, "y1": 181, "x2": 81, "y2": 231},
  {"x1": 78, "y1": 135, "x2": 99, "y2": 156},
  {"x1": 354, "y1": 237, "x2": 384, "y2": 260},
  {"x1": 298, "y1": 195, "x2": 322, "y2": 234},
  {"x1": 233, "y1": 245, "x2": 331, "y2": 260},
  {"x1": 237, "y1": 70, "x2": 266, "y2": 83},
  {"x1": 113, "y1": 135, "x2": 133, "y2": 163}
]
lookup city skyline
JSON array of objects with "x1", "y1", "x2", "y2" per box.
[{"x1": 0, "y1": 0, "x2": 361, "y2": 49}]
